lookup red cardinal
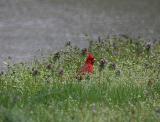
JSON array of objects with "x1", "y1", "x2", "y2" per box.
[{"x1": 77, "y1": 53, "x2": 96, "y2": 80}]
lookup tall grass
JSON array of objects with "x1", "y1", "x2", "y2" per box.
[{"x1": 0, "y1": 36, "x2": 160, "y2": 122}]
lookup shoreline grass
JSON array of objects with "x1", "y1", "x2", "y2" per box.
[{"x1": 0, "y1": 36, "x2": 160, "y2": 122}]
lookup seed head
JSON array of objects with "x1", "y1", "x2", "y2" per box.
[
  {"x1": 99, "y1": 58, "x2": 107, "y2": 71},
  {"x1": 65, "y1": 41, "x2": 71, "y2": 47},
  {"x1": 46, "y1": 64, "x2": 52, "y2": 70},
  {"x1": 54, "y1": 52, "x2": 60, "y2": 60},
  {"x1": 58, "y1": 68, "x2": 64, "y2": 76},
  {"x1": 109, "y1": 63, "x2": 116, "y2": 70},
  {"x1": 32, "y1": 68, "x2": 39, "y2": 76},
  {"x1": 0, "y1": 71, "x2": 4, "y2": 76},
  {"x1": 147, "y1": 79, "x2": 155, "y2": 87},
  {"x1": 98, "y1": 36, "x2": 101, "y2": 43},
  {"x1": 8, "y1": 56, "x2": 12, "y2": 60},
  {"x1": 145, "y1": 43, "x2": 151, "y2": 53},
  {"x1": 12, "y1": 70, "x2": 16, "y2": 75},
  {"x1": 81, "y1": 48, "x2": 88, "y2": 56}
]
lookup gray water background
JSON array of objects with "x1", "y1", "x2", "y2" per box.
[{"x1": 0, "y1": 0, "x2": 160, "y2": 70}]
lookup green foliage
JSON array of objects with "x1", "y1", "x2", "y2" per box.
[{"x1": 0, "y1": 37, "x2": 160, "y2": 122}]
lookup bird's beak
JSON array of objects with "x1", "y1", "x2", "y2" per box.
[{"x1": 92, "y1": 58, "x2": 96, "y2": 63}]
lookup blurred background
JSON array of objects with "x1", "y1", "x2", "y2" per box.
[{"x1": 0, "y1": 0, "x2": 160, "y2": 69}]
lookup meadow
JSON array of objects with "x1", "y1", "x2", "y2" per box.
[{"x1": 0, "y1": 36, "x2": 160, "y2": 122}]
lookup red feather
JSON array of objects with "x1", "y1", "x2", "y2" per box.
[{"x1": 79, "y1": 53, "x2": 96, "y2": 75}]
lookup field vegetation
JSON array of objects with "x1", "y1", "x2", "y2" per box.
[{"x1": 0, "y1": 36, "x2": 160, "y2": 122}]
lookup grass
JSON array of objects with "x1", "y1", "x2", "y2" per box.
[{"x1": 0, "y1": 36, "x2": 160, "y2": 122}]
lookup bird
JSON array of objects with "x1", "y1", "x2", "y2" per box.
[{"x1": 76, "y1": 53, "x2": 96, "y2": 80}]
